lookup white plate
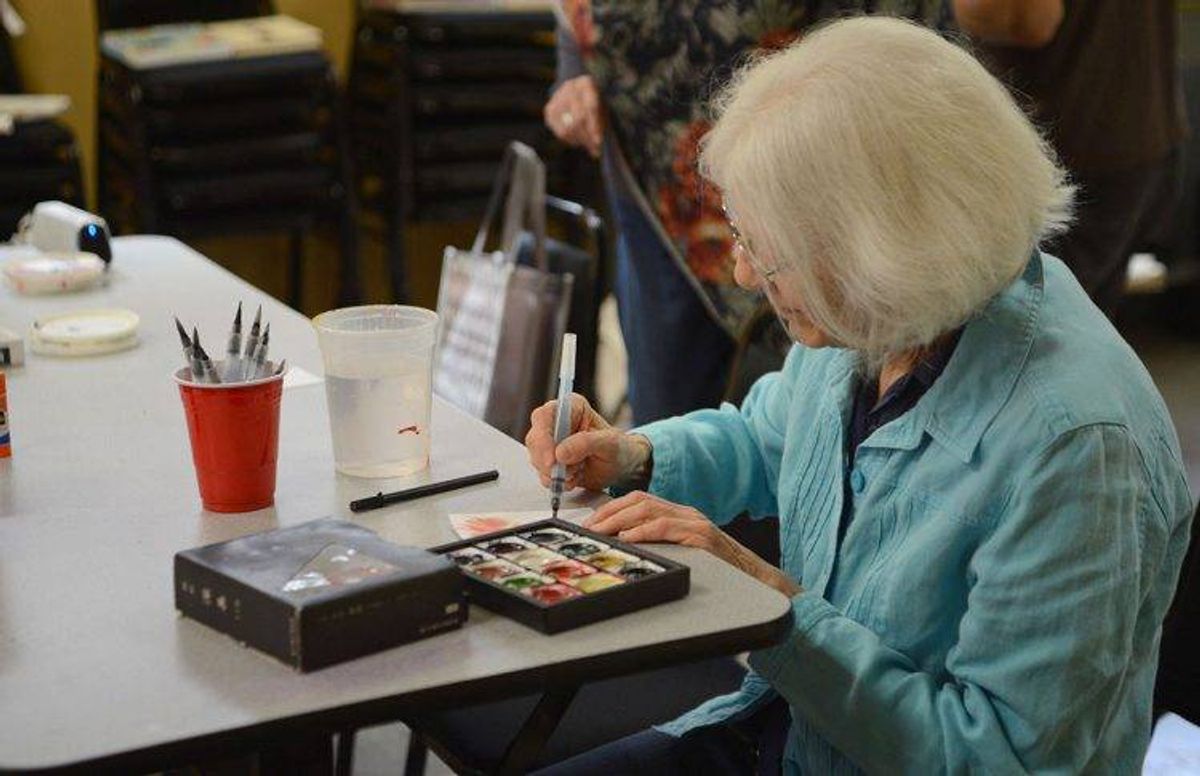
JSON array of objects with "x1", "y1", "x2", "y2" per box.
[{"x1": 30, "y1": 308, "x2": 140, "y2": 357}]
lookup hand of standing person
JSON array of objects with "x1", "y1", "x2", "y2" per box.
[
  {"x1": 953, "y1": 0, "x2": 1064, "y2": 47},
  {"x1": 544, "y1": 75, "x2": 605, "y2": 158}
]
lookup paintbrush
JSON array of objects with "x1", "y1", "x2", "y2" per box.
[{"x1": 174, "y1": 317, "x2": 196, "y2": 379}]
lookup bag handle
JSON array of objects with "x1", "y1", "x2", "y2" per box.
[{"x1": 471, "y1": 141, "x2": 548, "y2": 269}]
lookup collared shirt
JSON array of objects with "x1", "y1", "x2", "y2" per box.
[
  {"x1": 636, "y1": 252, "x2": 1194, "y2": 774},
  {"x1": 847, "y1": 332, "x2": 962, "y2": 460},
  {"x1": 842, "y1": 330, "x2": 962, "y2": 546}
]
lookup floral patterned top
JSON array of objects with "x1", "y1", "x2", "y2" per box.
[{"x1": 560, "y1": 0, "x2": 953, "y2": 337}]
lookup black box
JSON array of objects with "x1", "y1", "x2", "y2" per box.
[
  {"x1": 432, "y1": 519, "x2": 689, "y2": 634},
  {"x1": 175, "y1": 517, "x2": 466, "y2": 671}
]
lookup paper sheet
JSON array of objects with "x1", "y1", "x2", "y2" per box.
[
  {"x1": 449, "y1": 508, "x2": 593, "y2": 539},
  {"x1": 1143, "y1": 713, "x2": 1200, "y2": 775}
]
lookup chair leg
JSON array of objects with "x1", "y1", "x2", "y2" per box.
[
  {"x1": 288, "y1": 228, "x2": 304, "y2": 311},
  {"x1": 403, "y1": 729, "x2": 428, "y2": 776},
  {"x1": 335, "y1": 728, "x2": 356, "y2": 776},
  {"x1": 331, "y1": 82, "x2": 362, "y2": 307},
  {"x1": 338, "y1": 211, "x2": 363, "y2": 307},
  {"x1": 495, "y1": 686, "x2": 579, "y2": 776}
]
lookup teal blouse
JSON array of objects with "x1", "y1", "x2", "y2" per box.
[{"x1": 637, "y1": 253, "x2": 1194, "y2": 774}]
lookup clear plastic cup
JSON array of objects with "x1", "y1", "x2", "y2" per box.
[{"x1": 313, "y1": 305, "x2": 438, "y2": 478}]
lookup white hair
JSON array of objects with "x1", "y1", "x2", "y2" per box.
[{"x1": 700, "y1": 16, "x2": 1074, "y2": 367}]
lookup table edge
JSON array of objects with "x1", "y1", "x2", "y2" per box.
[{"x1": 2, "y1": 605, "x2": 794, "y2": 774}]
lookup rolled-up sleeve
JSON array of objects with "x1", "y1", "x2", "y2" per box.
[
  {"x1": 749, "y1": 423, "x2": 1160, "y2": 773},
  {"x1": 634, "y1": 347, "x2": 802, "y2": 525}
]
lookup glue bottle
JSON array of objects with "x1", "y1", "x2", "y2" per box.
[{"x1": 0, "y1": 371, "x2": 9, "y2": 458}]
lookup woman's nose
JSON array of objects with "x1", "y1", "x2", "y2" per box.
[{"x1": 732, "y1": 243, "x2": 761, "y2": 291}]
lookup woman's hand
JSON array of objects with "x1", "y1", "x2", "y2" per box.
[
  {"x1": 586, "y1": 491, "x2": 803, "y2": 597},
  {"x1": 525, "y1": 393, "x2": 651, "y2": 493},
  {"x1": 544, "y1": 75, "x2": 604, "y2": 158}
]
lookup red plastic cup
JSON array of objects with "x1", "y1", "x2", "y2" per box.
[{"x1": 174, "y1": 366, "x2": 285, "y2": 513}]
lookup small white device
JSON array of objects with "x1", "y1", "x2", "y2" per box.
[{"x1": 16, "y1": 201, "x2": 112, "y2": 266}]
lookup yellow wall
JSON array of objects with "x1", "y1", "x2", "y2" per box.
[{"x1": 9, "y1": 0, "x2": 356, "y2": 208}]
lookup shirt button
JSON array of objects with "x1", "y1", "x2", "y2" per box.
[{"x1": 850, "y1": 468, "x2": 866, "y2": 494}]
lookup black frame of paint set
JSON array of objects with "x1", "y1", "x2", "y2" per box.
[{"x1": 432, "y1": 519, "x2": 690, "y2": 634}]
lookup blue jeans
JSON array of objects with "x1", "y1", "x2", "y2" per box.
[{"x1": 606, "y1": 186, "x2": 735, "y2": 426}]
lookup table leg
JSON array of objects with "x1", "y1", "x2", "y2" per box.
[
  {"x1": 495, "y1": 685, "x2": 580, "y2": 776},
  {"x1": 404, "y1": 729, "x2": 429, "y2": 776}
]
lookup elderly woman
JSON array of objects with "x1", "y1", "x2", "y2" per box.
[{"x1": 525, "y1": 16, "x2": 1194, "y2": 775}]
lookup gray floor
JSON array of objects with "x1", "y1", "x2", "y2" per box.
[
  {"x1": 351, "y1": 311, "x2": 1200, "y2": 776},
  {"x1": 354, "y1": 723, "x2": 454, "y2": 776}
]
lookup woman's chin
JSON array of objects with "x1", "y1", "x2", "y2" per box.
[{"x1": 783, "y1": 319, "x2": 830, "y2": 349}]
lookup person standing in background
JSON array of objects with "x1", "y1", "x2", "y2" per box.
[
  {"x1": 954, "y1": 0, "x2": 1187, "y2": 318},
  {"x1": 544, "y1": 2, "x2": 952, "y2": 425}
]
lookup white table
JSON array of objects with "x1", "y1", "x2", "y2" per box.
[{"x1": 0, "y1": 237, "x2": 791, "y2": 773}]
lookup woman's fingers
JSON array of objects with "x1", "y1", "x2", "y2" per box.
[
  {"x1": 526, "y1": 401, "x2": 559, "y2": 473},
  {"x1": 555, "y1": 429, "x2": 610, "y2": 466},
  {"x1": 617, "y1": 516, "x2": 699, "y2": 545},
  {"x1": 585, "y1": 490, "x2": 645, "y2": 526},
  {"x1": 586, "y1": 492, "x2": 674, "y2": 536},
  {"x1": 527, "y1": 395, "x2": 594, "y2": 472}
]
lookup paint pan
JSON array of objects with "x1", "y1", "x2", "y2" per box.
[
  {"x1": 571, "y1": 573, "x2": 625, "y2": 593},
  {"x1": 529, "y1": 583, "x2": 582, "y2": 605},
  {"x1": 468, "y1": 559, "x2": 525, "y2": 581},
  {"x1": 508, "y1": 547, "x2": 563, "y2": 571},
  {"x1": 449, "y1": 548, "x2": 494, "y2": 567},
  {"x1": 556, "y1": 540, "x2": 608, "y2": 559},
  {"x1": 582, "y1": 549, "x2": 641, "y2": 573},
  {"x1": 542, "y1": 558, "x2": 595, "y2": 582},
  {"x1": 480, "y1": 537, "x2": 536, "y2": 557},
  {"x1": 520, "y1": 527, "x2": 576, "y2": 546}
]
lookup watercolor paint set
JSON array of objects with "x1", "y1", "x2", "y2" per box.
[{"x1": 432, "y1": 518, "x2": 690, "y2": 633}]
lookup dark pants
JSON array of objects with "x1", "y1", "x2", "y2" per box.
[
  {"x1": 605, "y1": 178, "x2": 735, "y2": 426},
  {"x1": 532, "y1": 697, "x2": 790, "y2": 776},
  {"x1": 1049, "y1": 150, "x2": 1182, "y2": 318}
]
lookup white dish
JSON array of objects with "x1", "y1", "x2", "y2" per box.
[
  {"x1": 3, "y1": 252, "x2": 106, "y2": 295},
  {"x1": 30, "y1": 308, "x2": 140, "y2": 357}
]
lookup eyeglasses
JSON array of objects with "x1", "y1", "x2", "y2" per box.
[{"x1": 722, "y1": 203, "x2": 782, "y2": 285}]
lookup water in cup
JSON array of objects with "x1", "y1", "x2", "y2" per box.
[
  {"x1": 325, "y1": 369, "x2": 430, "y2": 477},
  {"x1": 314, "y1": 305, "x2": 438, "y2": 478}
]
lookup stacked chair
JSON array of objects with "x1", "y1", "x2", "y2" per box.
[
  {"x1": 0, "y1": 26, "x2": 85, "y2": 240},
  {"x1": 95, "y1": 0, "x2": 360, "y2": 308},
  {"x1": 348, "y1": 6, "x2": 565, "y2": 303}
]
